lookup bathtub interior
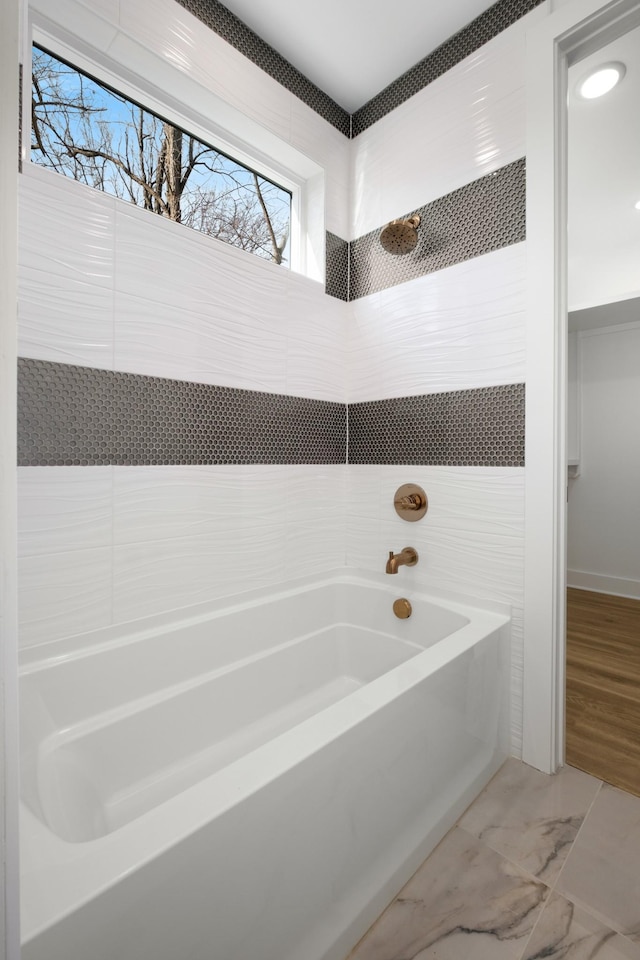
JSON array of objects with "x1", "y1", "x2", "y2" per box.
[
  {"x1": 20, "y1": 576, "x2": 472, "y2": 844},
  {"x1": 30, "y1": 626, "x2": 424, "y2": 843}
]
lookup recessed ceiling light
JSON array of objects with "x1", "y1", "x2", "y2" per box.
[
  {"x1": 576, "y1": 62, "x2": 626, "y2": 99},
  {"x1": 635, "y1": 200, "x2": 640, "y2": 211}
]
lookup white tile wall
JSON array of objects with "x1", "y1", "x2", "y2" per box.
[
  {"x1": 18, "y1": 467, "x2": 112, "y2": 557},
  {"x1": 112, "y1": 528, "x2": 286, "y2": 623},
  {"x1": 18, "y1": 169, "x2": 115, "y2": 369},
  {"x1": 345, "y1": 465, "x2": 525, "y2": 753},
  {"x1": 119, "y1": 0, "x2": 294, "y2": 143},
  {"x1": 350, "y1": 5, "x2": 547, "y2": 239},
  {"x1": 111, "y1": 464, "x2": 345, "y2": 624},
  {"x1": 19, "y1": 165, "x2": 346, "y2": 399},
  {"x1": 19, "y1": 547, "x2": 113, "y2": 647},
  {"x1": 346, "y1": 7, "x2": 531, "y2": 752},
  {"x1": 346, "y1": 467, "x2": 524, "y2": 597},
  {"x1": 348, "y1": 244, "x2": 526, "y2": 402},
  {"x1": 74, "y1": 0, "x2": 119, "y2": 19},
  {"x1": 18, "y1": 465, "x2": 347, "y2": 645},
  {"x1": 32, "y1": 0, "x2": 119, "y2": 55}
]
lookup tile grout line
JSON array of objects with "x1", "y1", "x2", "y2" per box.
[
  {"x1": 549, "y1": 778, "x2": 640, "y2": 944},
  {"x1": 469, "y1": 775, "x2": 606, "y2": 960},
  {"x1": 551, "y1": 776, "x2": 603, "y2": 893}
]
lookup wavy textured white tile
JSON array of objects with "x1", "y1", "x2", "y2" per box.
[
  {"x1": 113, "y1": 465, "x2": 289, "y2": 545},
  {"x1": 118, "y1": 0, "x2": 293, "y2": 144},
  {"x1": 348, "y1": 245, "x2": 526, "y2": 401},
  {"x1": 347, "y1": 463, "x2": 525, "y2": 752},
  {"x1": 285, "y1": 518, "x2": 345, "y2": 575},
  {"x1": 510, "y1": 613, "x2": 524, "y2": 757},
  {"x1": 30, "y1": 0, "x2": 120, "y2": 54},
  {"x1": 18, "y1": 466, "x2": 112, "y2": 558},
  {"x1": 282, "y1": 465, "x2": 347, "y2": 524},
  {"x1": 381, "y1": 523, "x2": 523, "y2": 605},
  {"x1": 74, "y1": 0, "x2": 118, "y2": 18},
  {"x1": 17, "y1": 272, "x2": 114, "y2": 368},
  {"x1": 19, "y1": 168, "x2": 115, "y2": 288},
  {"x1": 114, "y1": 289, "x2": 288, "y2": 391},
  {"x1": 285, "y1": 339, "x2": 345, "y2": 400},
  {"x1": 347, "y1": 467, "x2": 524, "y2": 598},
  {"x1": 111, "y1": 464, "x2": 347, "y2": 622},
  {"x1": 285, "y1": 281, "x2": 347, "y2": 396},
  {"x1": 19, "y1": 547, "x2": 112, "y2": 648},
  {"x1": 350, "y1": 7, "x2": 546, "y2": 238},
  {"x1": 344, "y1": 467, "x2": 384, "y2": 522},
  {"x1": 286, "y1": 272, "x2": 348, "y2": 347},
  {"x1": 346, "y1": 294, "x2": 384, "y2": 399},
  {"x1": 113, "y1": 526, "x2": 288, "y2": 622},
  {"x1": 114, "y1": 200, "x2": 289, "y2": 322},
  {"x1": 18, "y1": 170, "x2": 115, "y2": 366},
  {"x1": 346, "y1": 516, "x2": 384, "y2": 573}
]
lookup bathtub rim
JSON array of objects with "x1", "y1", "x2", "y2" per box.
[
  {"x1": 20, "y1": 569, "x2": 510, "y2": 944},
  {"x1": 18, "y1": 566, "x2": 510, "y2": 671}
]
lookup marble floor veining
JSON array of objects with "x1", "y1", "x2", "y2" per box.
[{"x1": 347, "y1": 759, "x2": 640, "y2": 960}]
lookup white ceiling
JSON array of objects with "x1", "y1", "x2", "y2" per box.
[
  {"x1": 568, "y1": 24, "x2": 640, "y2": 316},
  {"x1": 219, "y1": 0, "x2": 499, "y2": 112},
  {"x1": 569, "y1": 296, "x2": 640, "y2": 332}
]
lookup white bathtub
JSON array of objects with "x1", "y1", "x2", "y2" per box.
[{"x1": 20, "y1": 570, "x2": 510, "y2": 960}]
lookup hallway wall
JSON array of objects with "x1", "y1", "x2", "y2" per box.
[{"x1": 567, "y1": 322, "x2": 640, "y2": 599}]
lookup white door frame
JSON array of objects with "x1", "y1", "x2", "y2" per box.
[
  {"x1": 522, "y1": 0, "x2": 640, "y2": 774},
  {"x1": 0, "y1": 0, "x2": 21, "y2": 956}
]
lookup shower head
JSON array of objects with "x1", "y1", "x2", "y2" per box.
[{"x1": 379, "y1": 215, "x2": 420, "y2": 255}]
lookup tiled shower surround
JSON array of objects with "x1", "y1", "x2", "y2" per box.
[{"x1": 17, "y1": 0, "x2": 541, "y2": 754}]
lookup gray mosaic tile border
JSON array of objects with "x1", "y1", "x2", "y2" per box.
[
  {"x1": 348, "y1": 384, "x2": 525, "y2": 466},
  {"x1": 351, "y1": 0, "x2": 545, "y2": 136},
  {"x1": 325, "y1": 232, "x2": 349, "y2": 302},
  {"x1": 175, "y1": 0, "x2": 350, "y2": 136},
  {"x1": 349, "y1": 158, "x2": 525, "y2": 301},
  {"x1": 18, "y1": 359, "x2": 347, "y2": 466},
  {"x1": 19, "y1": 359, "x2": 524, "y2": 468}
]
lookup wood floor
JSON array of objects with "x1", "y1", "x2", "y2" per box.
[{"x1": 566, "y1": 588, "x2": 640, "y2": 796}]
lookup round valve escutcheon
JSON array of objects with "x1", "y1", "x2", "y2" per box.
[{"x1": 393, "y1": 483, "x2": 428, "y2": 521}]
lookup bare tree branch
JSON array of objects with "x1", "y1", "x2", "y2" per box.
[{"x1": 30, "y1": 46, "x2": 290, "y2": 264}]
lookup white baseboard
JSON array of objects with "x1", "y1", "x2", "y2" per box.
[{"x1": 567, "y1": 570, "x2": 640, "y2": 600}]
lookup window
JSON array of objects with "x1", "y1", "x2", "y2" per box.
[{"x1": 30, "y1": 45, "x2": 292, "y2": 266}]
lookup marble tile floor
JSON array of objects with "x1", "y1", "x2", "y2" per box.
[{"x1": 347, "y1": 758, "x2": 640, "y2": 960}]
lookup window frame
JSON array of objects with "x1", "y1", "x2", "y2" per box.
[{"x1": 24, "y1": 17, "x2": 313, "y2": 275}]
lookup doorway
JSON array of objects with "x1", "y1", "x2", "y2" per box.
[
  {"x1": 523, "y1": 0, "x2": 640, "y2": 776},
  {"x1": 563, "y1": 23, "x2": 640, "y2": 793}
]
